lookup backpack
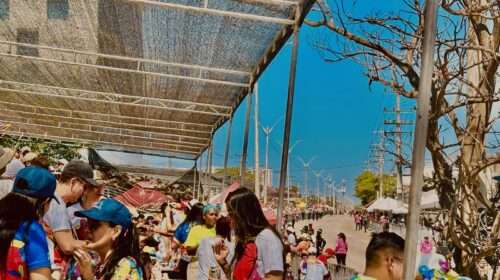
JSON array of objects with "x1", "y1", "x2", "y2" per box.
[{"x1": 174, "y1": 222, "x2": 191, "y2": 244}]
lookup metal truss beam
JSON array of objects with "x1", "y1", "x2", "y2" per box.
[
  {"x1": 126, "y1": 0, "x2": 296, "y2": 25},
  {"x1": 0, "y1": 100, "x2": 214, "y2": 132},
  {"x1": 1, "y1": 120, "x2": 205, "y2": 150},
  {"x1": 0, "y1": 80, "x2": 231, "y2": 117},
  {"x1": 0, "y1": 40, "x2": 250, "y2": 77},
  {"x1": 3, "y1": 131, "x2": 200, "y2": 156},
  {"x1": 0, "y1": 107, "x2": 208, "y2": 141},
  {"x1": 0, "y1": 51, "x2": 248, "y2": 88}
]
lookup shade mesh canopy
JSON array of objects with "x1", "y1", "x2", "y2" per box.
[{"x1": 0, "y1": 0, "x2": 312, "y2": 159}]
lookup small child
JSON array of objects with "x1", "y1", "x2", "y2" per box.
[{"x1": 304, "y1": 247, "x2": 329, "y2": 280}]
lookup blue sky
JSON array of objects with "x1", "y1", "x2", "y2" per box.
[{"x1": 206, "y1": 2, "x2": 415, "y2": 201}]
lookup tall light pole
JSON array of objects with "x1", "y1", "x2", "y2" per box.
[
  {"x1": 261, "y1": 117, "x2": 283, "y2": 204},
  {"x1": 298, "y1": 156, "x2": 317, "y2": 205},
  {"x1": 312, "y1": 170, "x2": 322, "y2": 204},
  {"x1": 339, "y1": 179, "x2": 347, "y2": 214}
]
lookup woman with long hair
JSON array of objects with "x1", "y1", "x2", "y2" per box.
[
  {"x1": 214, "y1": 188, "x2": 284, "y2": 280},
  {"x1": 0, "y1": 166, "x2": 57, "y2": 280},
  {"x1": 73, "y1": 198, "x2": 143, "y2": 280}
]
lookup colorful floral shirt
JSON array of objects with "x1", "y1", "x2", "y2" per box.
[{"x1": 96, "y1": 257, "x2": 143, "y2": 280}]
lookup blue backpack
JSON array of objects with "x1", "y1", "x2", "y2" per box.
[{"x1": 174, "y1": 222, "x2": 191, "y2": 243}]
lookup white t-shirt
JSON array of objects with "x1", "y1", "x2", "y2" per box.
[
  {"x1": 43, "y1": 193, "x2": 72, "y2": 268},
  {"x1": 197, "y1": 237, "x2": 235, "y2": 280},
  {"x1": 2, "y1": 159, "x2": 24, "y2": 178},
  {"x1": 304, "y1": 261, "x2": 328, "y2": 280},
  {"x1": 0, "y1": 179, "x2": 13, "y2": 200},
  {"x1": 255, "y1": 228, "x2": 284, "y2": 277},
  {"x1": 288, "y1": 233, "x2": 297, "y2": 246}
]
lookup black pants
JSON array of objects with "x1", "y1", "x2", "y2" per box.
[
  {"x1": 166, "y1": 259, "x2": 189, "y2": 280},
  {"x1": 336, "y1": 254, "x2": 347, "y2": 266}
]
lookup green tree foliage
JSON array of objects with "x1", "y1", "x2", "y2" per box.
[
  {"x1": 354, "y1": 170, "x2": 396, "y2": 205},
  {"x1": 214, "y1": 166, "x2": 255, "y2": 184},
  {"x1": 0, "y1": 136, "x2": 81, "y2": 164}
]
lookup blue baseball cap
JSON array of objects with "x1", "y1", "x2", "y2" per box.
[
  {"x1": 75, "y1": 198, "x2": 132, "y2": 228},
  {"x1": 493, "y1": 175, "x2": 500, "y2": 181},
  {"x1": 13, "y1": 166, "x2": 58, "y2": 202}
]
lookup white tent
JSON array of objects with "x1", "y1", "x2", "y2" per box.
[
  {"x1": 367, "y1": 197, "x2": 405, "y2": 212},
  {"x1": 421, "y1": 190, "x2": 440, "y2": 209},
  {"x1": 393, "y1": 204, "x2": 409, "y2": 214}
]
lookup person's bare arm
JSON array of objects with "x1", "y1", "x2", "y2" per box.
[
  {"x1": 29, "y1": 267, "x2": 51, "y2": 280},
  {"x1": 53, "y1": 230, "x2": 86, "y2": 255}
]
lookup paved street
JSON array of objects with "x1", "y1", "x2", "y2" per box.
[{"x1": 295, "y1": 214, "x2": 372, "y2": 273}]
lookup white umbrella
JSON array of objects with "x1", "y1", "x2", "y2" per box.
[
  {"x1": 367, "y1": 197, "x2": 404, "y2": 212},
  {"x1": 393, "y1": 204, "x2": 408, "y2": 214}
]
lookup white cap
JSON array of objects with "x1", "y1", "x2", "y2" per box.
[
  {"x1": 286, "y1": 226, "x2": 294, "y2": 232},
  {"x1": 20, "y1": 146, "x2": 31, "y2": 153},
  {"x1": 22, "y1": 152, "x2": 37, "y2": 163}
]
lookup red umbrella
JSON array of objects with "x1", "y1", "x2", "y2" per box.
[
  {"x1": 115, "y1": 184, "x2": 168, "y2": 208},
  {"x1": 209, "y1": 182, "x2": 240, "y2": 204}
]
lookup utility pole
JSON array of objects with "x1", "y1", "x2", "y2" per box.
[
  {"x1": 376, "y1": 133, "x2": 385, "y2": 198},
  {"x1": 298, "y1": 156, "x2": 317, "y2": 205},
  {"x1": 254, "y1": 83, "x2": 260, "y2": 200},
  {"x1": 403, "y1": 1, "x2": 438, "y2": 278},
  {"x1": 313, "y1": 170, "x2": 322, "y2": 204},
  {"x1": 384, "y1": 95, "x2": 414, "y2": 201}
]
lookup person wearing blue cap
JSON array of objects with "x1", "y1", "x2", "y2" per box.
[
  {"x1": 72, "y1": 198, "x2": 144, "y2": 280},
  {"x1": 0, "y1": 166, "x2": 58, "y2": 280}
]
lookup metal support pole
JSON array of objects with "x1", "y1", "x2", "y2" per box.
[
  {"x1": 198, "y1": 154, "x2": 204, "y2": 200},
  {"x1": 222, "y1": 117, "x2": 233, "y2": 190},
  {"x1": 240, "y1": 93, "x2": 252, "y2": 186},
  {"x1": 264, "y1": 131, "x2": 270, "y2": 204},
  {"x1": 277, "y1": 16, "x2": 301, "y2": 231},
  {"x1": 395, "y1": 93, "x2": 404, "y2": 201},
  {"x1": 254, "y1": 83, "x2": 261, "y2": 200},
  {"x1": 207, "y1": 142, "x2": 214, "y2": 201},
  {"x1": 193, "y1": 160, "x2": 197, "y2": 198},
  {"x1": 304, "y1": 167, "x2": 308, "y2": 204},
  {"x1": 402, "y1": 1, "x2": 438, "y2": 278}
]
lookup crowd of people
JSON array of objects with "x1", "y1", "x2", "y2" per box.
[
  {"x1": 3, "y1": 144, "x2": 473, "y2": 280},
  {"x1": 0, "y1": 146, "x2": 292, "y2": 280},
  {"x1": 352, "y1": 212, "x2": 392, "y2": 233}
]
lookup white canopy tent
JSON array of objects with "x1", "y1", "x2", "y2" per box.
[{"x1": 367, "y1": 197, "x2": 405, "y2": 212}]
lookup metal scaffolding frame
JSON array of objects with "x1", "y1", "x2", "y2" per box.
[
  {"x1": 0, "y1": 80, "x2": 232, "y2": 117},
  {"x1": 0, "y1": 101, "x2": 214, "y2": 133},
  {"x1": 0, "y1": 0, "x2": 314, "y2": 159},
  {"x1": 1, "y1": 120, "x2": 204, "y2": 150},
  {"x1": 126, "y1": 0, "x2": 297, "y2": 25}
]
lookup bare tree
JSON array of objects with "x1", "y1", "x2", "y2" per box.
[{"x1": 306, "y1": 0, "x2": 499, "y2": 274}]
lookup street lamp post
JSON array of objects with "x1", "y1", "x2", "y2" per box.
[
  {"x1": 298, "y1": 156, "x2": 317, "y2": 205},
  {"x1": 261, "y1": 118, "x2": 282, "y2": 204},
  {"x1": 313, "y1": 170, "x2": 322, "y2": 204}
]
